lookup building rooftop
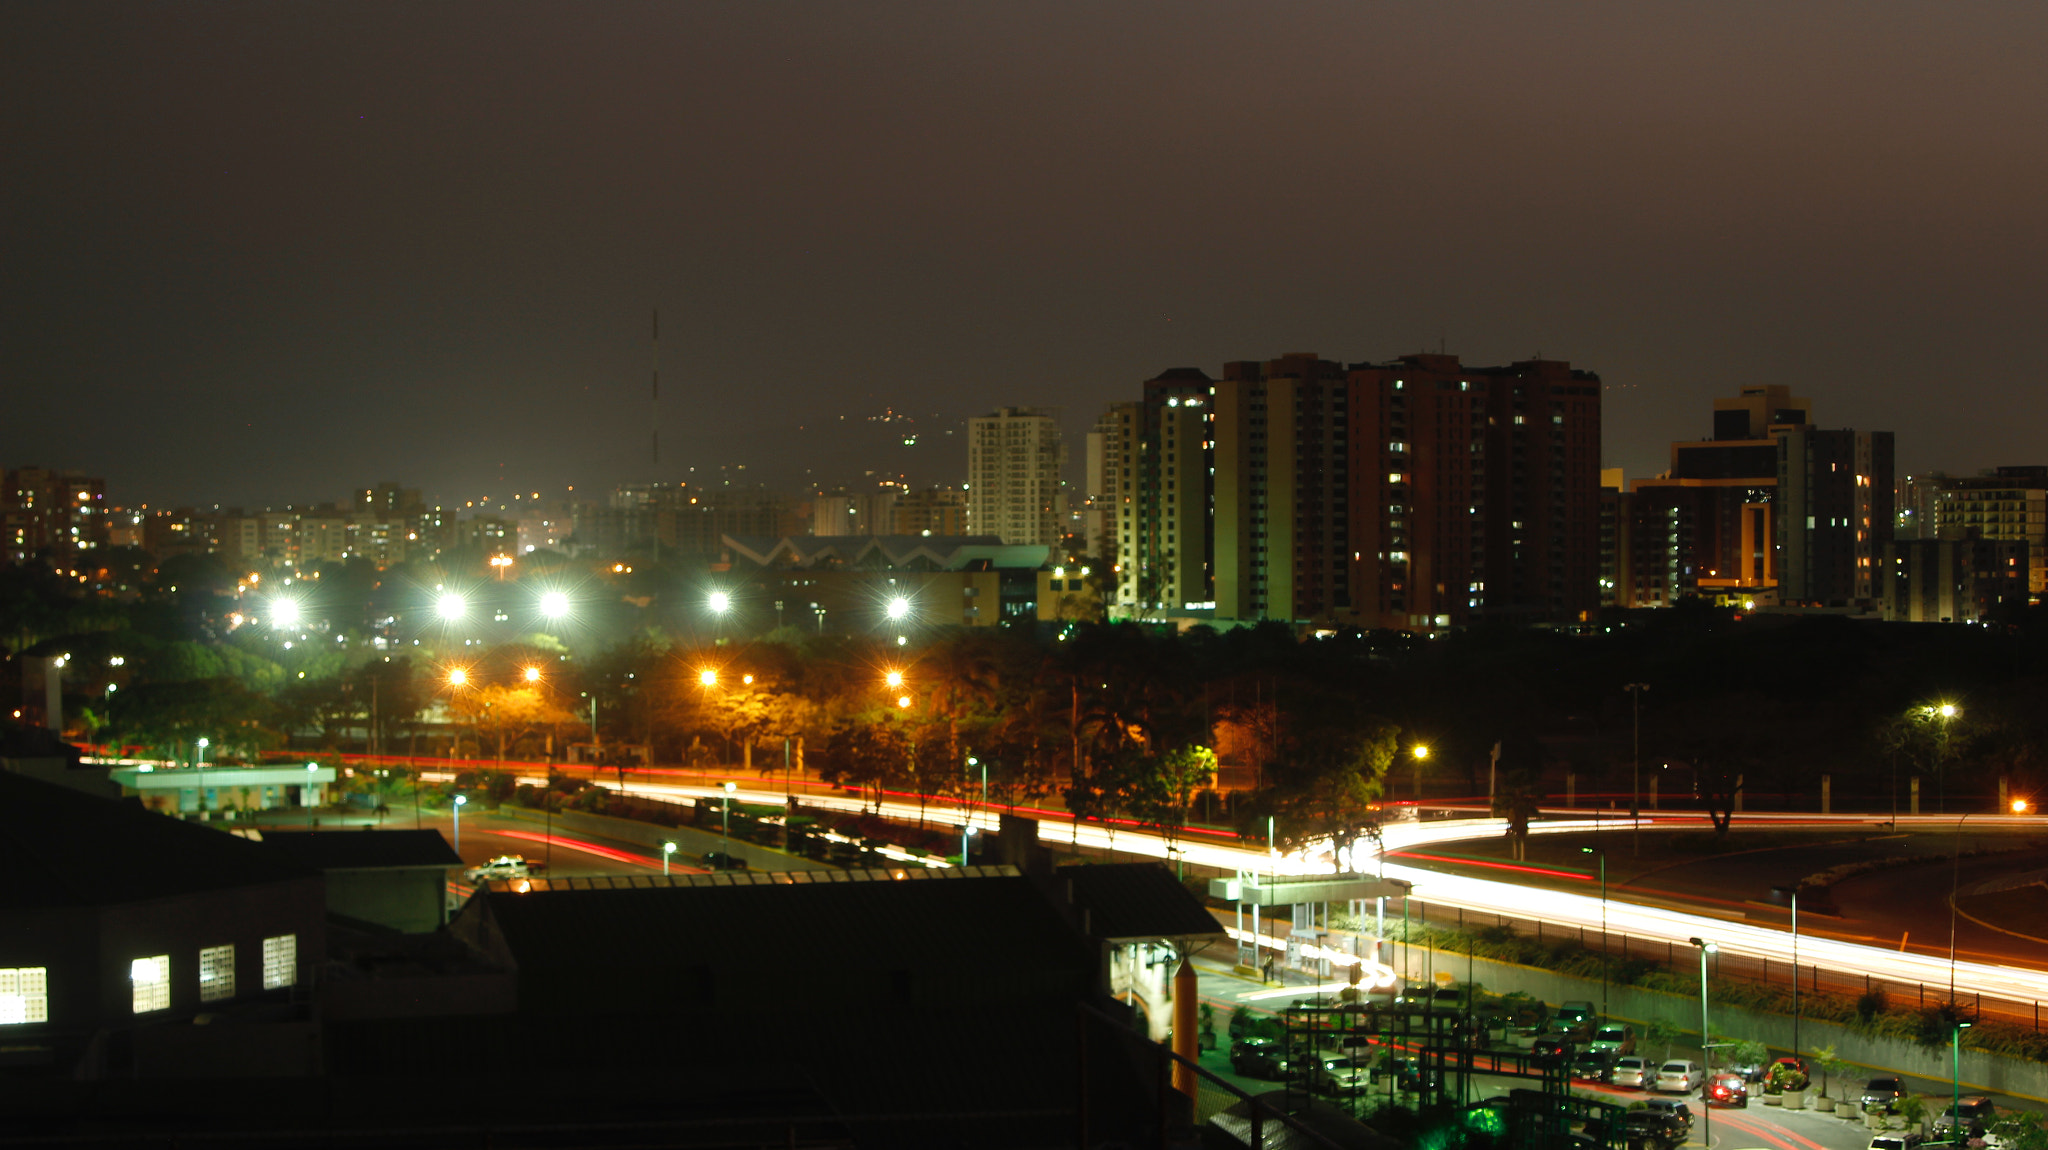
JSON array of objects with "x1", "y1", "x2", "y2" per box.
[
  {"x1": 0, "y1": 770, "x2": 315, "y2": 909},
  {"x1": 254, "y1": 828, "x2": 461, "y2": 870}
]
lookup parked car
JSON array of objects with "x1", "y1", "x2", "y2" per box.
[
  {"x1": 1610, "y1": 1056, "x2": 1651, "y2": 1089},
  {"x1": 1570, "y1": 1049, "x2": 1616, "y2": 1083},
  {"x1": 1532, "y1": 1037, "x2": 1575, "y2": 1067},
  {"x1": 1654, "y1": 1060, "x2": 1702, "y2": 1093},
  {"x1": 1622, "y1": 1108, "x2": 1688, "y2": 1150},
  {"x1": 701, "y1": 851, "x2": 748, "y2": 871},
  {"x1": 1309, "y1": 1054, "x2": 1371, "y2": 1095},
  {"x1": 1704, "y1": 1072, "x2": 1748, "y2": 1108},
  {"x1": 1430, "y1": 986, "x2": 1465, "y2": 1011},
  {"x1": 1867, "y1": 1134, "x2": 1923, "y2": 1150},
  {"x1": 1641, "y1": 1099, "x2": 1693, "y2": 1136},
  {"x1": 1556, "y1": 1000, "x2": 1597, "y2": 1027},
  {"x1": 1932, "y1": 1095, "x2": 1997, "y2": 1139},
  {"x1": 1860, "y1": 1077, "x2": 1906, "y2": 1113},
  {"x1": 1723, "y1": 1051, "x2": 1766, "y2": 1082},
  {"x1": 1588, "y1": 1024, "x2": 1636, "y2": 1056},
  {"x1": 1230, "y1": 1036, "x2": 1290, "y2": 1079},
  {"x1": 1393, "y1": 1057, "x2": 1441, "y2": 1093}
]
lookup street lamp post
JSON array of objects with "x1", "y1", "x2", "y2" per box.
[
  {"x1": 195, "y1": 737, "x2": 209, "y2": 814},
  {"x1": 1584, "y1": 847, "x2": 1607, "y2": 1020},
  {"x1": 1624, "y1": 683, "x2": 1649, "y2": 855},
  {"x1": 453, "y1": 793, "x2": 467, "y2": 854},
  {"x1": 1690, "y1": 937, "x2": 1717, "y2": 1150},
  {"x1": 663, "y1": 840, "x2": 676, "y2": 876},
  {"x1": 1412, "y1": 743, "x2": 1430, "y2": 804},
  {"x1": 1791, "y1": 886, "x2": 1801, "y2": 1061},
  {"x1": 1953, "y1": 1020, "x2": 1973, "y2": 1138},
  {"x1": 721, "y1": 780, "x2": 736, "y2": 856},
  {"x1": 1950, "y1": 810, "x2": 1978, "y2": 1003}
]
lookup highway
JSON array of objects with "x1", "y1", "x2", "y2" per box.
[{"x1": 541, "y1": 769, "x2": 2048, "y2": 1020}]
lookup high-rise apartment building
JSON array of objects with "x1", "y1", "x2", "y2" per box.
[
  {"x1": 1777, "y1": 428, "x2": 1894, "y2": 605},
  {"x1": 1347, "y1": 355, "x2": 1603, "y2": 628},
  {"x1": 3, "y1": 467, "x2": 107, "y2": 571},
  {"x1": 1213, "y1": 354, "x2": 1352, "y2": 622},
  {"x1": 966, "y1": 407, "x2": 1066, "y2": 547},
  {"x1": 1901, "y1": 467, "x2": 2048, "y2": 597},
  {"x1": 1095, "y1": 370, "x2": 1215, "y2": 616},
  {"x1": 892, "y1": 487, "x2": 970, "y2": 537}
]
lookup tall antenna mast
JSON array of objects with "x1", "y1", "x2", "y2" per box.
[{"x1": 651, "y1": 308, "x2": 660, "y2": 470}]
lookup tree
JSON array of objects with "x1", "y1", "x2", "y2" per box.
[
  {"x1": 1809, "y1": 1043, "x2": 1851, "y2": 1100},
  {"x1": 1644, "y1": 1016, "x2": 1685, "y2": 1062}
]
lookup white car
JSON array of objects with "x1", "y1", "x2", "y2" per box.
[
  {"x1": 464, "y1": 854, "x2": 530, "y2": 882},
  {"x1": 1610, "y1": 1056, "x2": 1650, "y2": 1088},
  {"x1": 1655, "y1": 1059, "x2": 1702, "y2": 1093}
]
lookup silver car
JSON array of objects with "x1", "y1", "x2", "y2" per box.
[
  {"x1": 1655, "y1": 1060, "x2": 1702, "y2": 1093},
  {"x1": 1610, "y1": 1056, "x2": 1650, "y2": 1088},
  {"x1": 1310, "y1": 1054, "x2": 1371, "y2": 1095}
]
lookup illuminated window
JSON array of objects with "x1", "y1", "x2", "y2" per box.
[
  {"x1": 262, "y1": 935, "x2": 296, "y2": 990},
  {"x1": 131, "y1": 955, "x2": 170, "y2": 1013},
  {"x1": 0, "y1": 967, "x2": 47, "y2": 1025},
  {"x1": 199, "y1": 945, "x2": 235, "y2": 1002}
]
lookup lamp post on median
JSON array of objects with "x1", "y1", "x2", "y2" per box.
[
  {"x1": 663, "y1": 840, "x2": 676, "y2": 876},
  {"x1": 1691, "y1": 937, "x2": 1717, "y2": 1150},
  {"x1": 453, "y1": 793, "x2": 467, "y2": 854},
  {"x1": 195, "y1": 737, "x2": 209, "y2": 814},
  {"x1": 721, "y1": 780, "x2": 736, "y2": 856},
  {"x1": 1584, "y1": 846, "x2": 1607, "y2": 1020},
  {"x1": 1950, "y1": 810, "x2": 1979, "y2": 1003}
]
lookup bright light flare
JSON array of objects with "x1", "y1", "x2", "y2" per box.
[
  {"x1": 886, "y1": 596, "x2": 910, "y2": 620},
  {"x1": 448, "y1": 667, "x2": 469, "y2": 687},
  {"x1": 437, "y1": 593, "x2": 466, "y2": 620},
  {"x1": 885, "y1": 670, "x2": 905, "y2": 688},
  {"x1": 539, "y1": 590, "x2": 570, "y2": 618},
  {"x1": 897, "y1": 695, "x2": 912, "y2": 709},
  {"x1": 269, "y1": 598, "x2": 301, "y2": 628},
  {"x1": 1412, "y1": 744, "x2": 1430, "y2": 760},
  {"x1": 708, "y1": 590, "x2": 732, "y2": 614},
  {"x1": 523, "y1": 666, "x2": 541, "y2": 683},
  {"x1": 2015, "y1": 799, "x2": 2030, "y2": 814},
  {"x1": 698, "y1": 669, "x2": 718, "y2": 687},
  {"x1": 1939, "y1": 703, "x2": 1958, "y2": 718}
]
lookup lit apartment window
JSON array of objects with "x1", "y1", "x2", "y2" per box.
[
  {"x1": 131, "y1": 955, "x2": 170, "y2": 1013},
  {"x1": 199, "y1": 945, "x2": 235, "y2": 1003},
  {"x1": 0, "y1": 967, "x2": 48, "y2": 1024},
  {"x1": 262, "y1": 935, "x2": 297, "y2": 990}
]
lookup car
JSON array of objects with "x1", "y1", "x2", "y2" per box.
[
  {"x1": 1861, "y1": 1077, "x2": 1906, "y2": 1113},
  {"x1": 1588, "y1": 1024, "x2": 1636, "y2": 1056},
  {"x1": 1309, "y1": 1054, "x2": 1371, "y2": 1095},
  {"x1": 1570, "y1": 1049, "x2": 1616, "y2": 1083},
  {"x1": 463, "y1": 854, "x2": 530, "y2": 881},
  {"x1": 1390, "y1": 1056, "x2": 1441, "y2": 1093},
  {"x1": 1932, "y1": 1095, "x2": 1997, "y2": 1139},
  {"x1": 700, "y1": 851, "x2": 749, "y2": 870},
  {"x1": 1654, "y1": 1060, "x2": 1702, "y2": 1093},
  {"x1": 1867, "y1": 1134, "x2": 1924, "y2": 1150},
  {"x1": 1556, "y1": 1000, "x2": 1597, "y2": 1027},
  {"x1": 1431, "y1": 986, "x2": 1465, "y2": 1011},
  {"x1": 1230, "y1": 1036, "x2": 1290, "y2": 1079},
  {"x1": 1723, "y1": 1051, "x2": 1766, "y2": 1082},
  {"x1": 1610, "y1": 1056, "x2": 1651, "y2": 1088},
  {"x1": 1622, "y1": 1109, "x2": 1688, "y2": 1150},
  {"x1": 1532, "y1": 1037, "x2": 1575, "y2": 1067},
  {"x1": 1393, "y1": 982, "x2": 1434, "y2": 1010},
  {"x1": 1704, "y1": 1072, "x2": 1748, "y2": 1108},
  {"x1": 1641, "y1": 1099, "x2": 1693, "y2": 1135}
]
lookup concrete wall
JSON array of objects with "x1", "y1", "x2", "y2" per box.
[
  {"x1": 1410, "y1": 945, "x2": 2048, "y2": 1103},
  {"x1": 495, "y1": 803, "x2": 835, "y2": 872}
]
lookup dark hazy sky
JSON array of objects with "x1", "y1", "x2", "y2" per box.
[{"x1": 7, "y1": 3, "x2": 2046, "y2": 510}]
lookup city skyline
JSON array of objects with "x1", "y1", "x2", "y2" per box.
[{"x1": 8, "y1": 5, "x2": 2048, "y2": 509}]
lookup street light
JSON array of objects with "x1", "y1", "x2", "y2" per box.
[
  {"x1": 708, "y1": 590, "x2": 731, "y2": 615},
  {"x1": 721, "y1": 781, "x2": 736, "y2": 855},
  {"x1": 1690, "y1": 937, "x2": 1717, "y2": 1150},
  {"x1": 663, "y1": 840, "x2": 676, "y2": 876},
  {"x1": 453, "y1": 793, "x2": 467, "y2": 853},
  {"x1": 523, "y1": 666, "x2": 541, "y2": 683},
  {"x1": 1624, "y1": 683, "x2": 1649, "y2": 855},
  {"x1": 196, "y1": 737, "x2": 209, "y2": 813},
  {"x1": 539, "y1": 589, "x2": 570, "y2": 619},
  {"x1": 1952, "y1": 1020, "x2": 1973, "y2": 1137},
  {"x1": 1583, "y1": 846, "x2": 1606, "y2": 1020},
  {"x1": 1411, "y1": 743, "x2": 1430, "y2": 803},
  {"x1": 1950, "y1": 811, "x2": 1980, "y2": 1002},
  {"x1": 269, "y1": 597, "x2": 301, "y2": 628}
]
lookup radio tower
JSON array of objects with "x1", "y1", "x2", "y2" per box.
[{"x1": 651, "y1": 309, "x2": 660, "y2": 469}]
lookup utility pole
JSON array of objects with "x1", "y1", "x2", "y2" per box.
[{"x1": 1624, "y1": 683, "x2": 1649, "y2": 856}]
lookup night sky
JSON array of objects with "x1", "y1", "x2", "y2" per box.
[{"x1": 7, "y1": 3, "x2": 2047, "y2": 512}]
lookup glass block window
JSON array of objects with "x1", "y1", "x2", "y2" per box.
[
  {"x1": 0, "y1": 967, "x2": 48, "y2": 1025},
  {"x1": 199, "y1": 945, "x2": 235, "y2": 1003},
  {"x1": 131, "y1": 955, "x2": 170, "y2": 1013},
  {"x1": 262, "y1": 935, "x2": 296, "y2": 990}
]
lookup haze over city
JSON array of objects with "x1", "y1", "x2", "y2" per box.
[{"x1": 8, "y1": 3, "x2": 2048, "y2": 510}]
